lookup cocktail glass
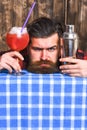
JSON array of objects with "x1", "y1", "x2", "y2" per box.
[{"x1": 6, "y1": 27, "x2": 29, "y2": 75}]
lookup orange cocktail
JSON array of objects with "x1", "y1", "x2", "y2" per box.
[{"x1": 6, "y1": 27, "x2": 29, "y2": 51}]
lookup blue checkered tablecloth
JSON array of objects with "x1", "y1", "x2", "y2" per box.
[{"x1": 0, "y1": 70, "x2": 87, "y2": 130}]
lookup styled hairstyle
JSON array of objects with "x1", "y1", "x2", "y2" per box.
[{"x1": 27, "y1": 17, "x2": 63, "y2": 39}]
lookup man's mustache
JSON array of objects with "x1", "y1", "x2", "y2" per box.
[{"x1": 30, "y1": 60, "x2": 56, "y2": 66}]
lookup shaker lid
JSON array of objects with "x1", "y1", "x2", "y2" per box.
[
  {"x1": 63, "y1": 24, "x2": 78, "y2": 39},
  {"x1": 66, "y1": 25, "x2": 74, "y2": 33}
]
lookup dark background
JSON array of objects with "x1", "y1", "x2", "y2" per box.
[{"x1": 0, "y1": 0, "x2": 87, "y2": 51}]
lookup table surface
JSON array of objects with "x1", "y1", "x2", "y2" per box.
[{"x1": 0, "y1": 70, "x2": 87, "y2": 130}]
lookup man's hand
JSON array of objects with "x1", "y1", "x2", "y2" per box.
[
  {"x1": 59, "y1": 57, "x2": 87, "y2": 77},
  {"x1": 0, "y1": 51, "x2": 24, "y2": 73}
]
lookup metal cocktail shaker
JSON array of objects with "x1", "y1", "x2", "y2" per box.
[{"x1": 63, "y1": 25, "x2": 79, "y2": 59}]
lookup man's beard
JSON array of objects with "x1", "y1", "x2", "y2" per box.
[{"x1": 27, "y1": 60, "x2": 59, "y2": 74}]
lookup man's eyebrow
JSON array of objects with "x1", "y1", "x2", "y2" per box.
[
  {"x1": 31, "y1": 46, "x2": 42, "y2": 49},
  {"x1": 47, "y1": 45, "x2": 57, "y2": 49},
  {"x1": 31, "y1": 45, "x2": 57, "y2": 49},
  {"x1": 31, "y1": 46, "x2": 43, "y2": 50}
]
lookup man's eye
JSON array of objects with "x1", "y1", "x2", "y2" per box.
[
  {"x1": 48, "y1": 47, "x2": 57, "y2": 52},
  {"x1": 32, "y1": 47, "x2": 42, "y2": 51}
]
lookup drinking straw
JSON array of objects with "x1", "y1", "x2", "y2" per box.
[{"x1": 21, "y1": 1, "x2": 36, "y2": 33}]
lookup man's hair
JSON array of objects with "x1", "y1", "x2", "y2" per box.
[{"x1": 27, "y1": 17, "x2": 63, "y2": 38}]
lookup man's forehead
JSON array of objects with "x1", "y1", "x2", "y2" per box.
[{"x1": 31, "y1": 33, "x2": 59, "y2": 46}]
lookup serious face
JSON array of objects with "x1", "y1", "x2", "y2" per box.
[{"x1": 27, "y1": 33, "x2": 60, "y2": 73}]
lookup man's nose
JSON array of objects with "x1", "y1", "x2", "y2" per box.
[{"x1": 41, "y1": 50, "x2": 48, "y2": 60}]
